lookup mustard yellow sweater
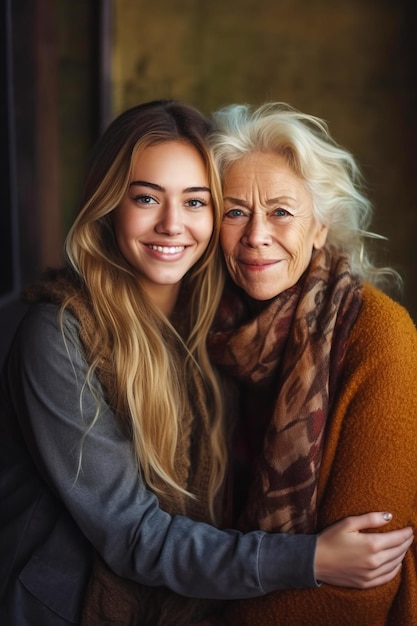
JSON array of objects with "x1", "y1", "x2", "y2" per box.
[{"x1": 222, "y1": 283, "x2": 417, "y2": 626}]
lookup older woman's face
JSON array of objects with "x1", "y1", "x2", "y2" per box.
[{"x1": 220, "y1": 152, "x2": 328, "y2": 300}]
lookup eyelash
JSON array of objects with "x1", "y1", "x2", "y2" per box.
[
  {"x1": 186, "y1": 198, "x2": 208, "y2": 208},
  {"x1": 224, "y1": 208, "x2": 290, "y2": 218},
  {"x1": 224, "y1": 209, "x2": 244, "y2": 218},
  {"x1": 133, "y1": 195, "x2": 208, "y2": 208},
  {"x1": 133, "y1": 194, "x2": 156, "y2": 205}
]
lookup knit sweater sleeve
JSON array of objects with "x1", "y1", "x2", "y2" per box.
[
  {"x1": 1, "y1": 302, "x2": 318, "y2": 604},
  {"x1": 221, "y1": 283, "x2": 417, "y2": 625}
]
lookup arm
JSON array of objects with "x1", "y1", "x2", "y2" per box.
[
  {"x1": 5, "y1": 303, "x2": 317, "y2": 600},
  {"x1": 312, "y1": 286, "x2": 417, "y2": 621}
]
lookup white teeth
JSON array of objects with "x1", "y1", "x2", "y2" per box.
[{"x1": 148, "y1": 245, "x2": 184, "y2": 254}]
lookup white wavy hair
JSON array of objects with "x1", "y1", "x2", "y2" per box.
[{"x1": 210, "y1": 102, "x2": 401, "y2": 289}]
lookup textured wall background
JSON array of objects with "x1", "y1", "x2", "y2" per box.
[{"x1": 108, "y1": 0, "x2": 417, "y2": 321}]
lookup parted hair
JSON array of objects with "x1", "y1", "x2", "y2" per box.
[
  {"x1": 64, "y1": 100, "x2": 226, "y2": 519},
  {"x1": 210, "y1": 102, "x2": 401, "y2": 290}
]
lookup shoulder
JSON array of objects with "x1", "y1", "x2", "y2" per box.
[
  {"x1": 339, "y1": 282, "x2": 417, "y2": 415},
  {"x1": 360, "y1": 282, "x2": 415, "y2": 322},
  {"x1": 351, "y1": 282, "x2": 417, "y2": 356},
  {"x1": 16, "y1": 302, "x2": 80, "y2": 347},
  {"x1": 4, "y1": 303, "x2": 83, "y2": 381}
]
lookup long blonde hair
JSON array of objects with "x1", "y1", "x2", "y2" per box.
[{"x1": 64, "y1": 100, "x2": 226, "y2": 520}]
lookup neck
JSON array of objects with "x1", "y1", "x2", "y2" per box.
[{"x1": 142, "y1": 282, "x2": 181, "y2": 317}]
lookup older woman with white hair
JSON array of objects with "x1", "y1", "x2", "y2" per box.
[{"x1": 208, "y1": 102, "x2": 417, "y2": 626}]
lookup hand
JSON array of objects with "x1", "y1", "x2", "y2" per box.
[{"x1": 314, "y1": 512, "x2": 414, "y2": 588}]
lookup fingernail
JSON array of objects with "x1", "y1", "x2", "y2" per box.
[{"x1": 382, "y1": 512, "x2": 393, "y2": 521}]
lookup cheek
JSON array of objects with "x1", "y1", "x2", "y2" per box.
[
  {"x1": 286, "y1": 230, "x2": 315, "y2": 273},
  {"x1": 113, "y1": 214, "x2": 128, "y2": 249},
  {"x1": 292, "y1": 222, "x2": 320, "y2": 256},
  {"x1": 206, "y1": 214, "x2": 215, "y2": 238},
  {"x1": 113, "y1": 207, "x2": 138, "y2": 238},
  {"x1": 295, "y1": 238, "x2": 314, "y2": 265},
  {"x1": 196, "y1": 215, "x2": 215, "y2": 248},
  {"x1": 220, "y1": 227, "x2": 237, "y2": 256},
  {"x1": 221, "y1": 249, "x2": 239, "y2": 279}
]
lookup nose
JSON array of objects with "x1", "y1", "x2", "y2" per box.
[
  {"x1": 155, "y1": 203, "x2": 184, "y2": 236},
  {"x1": 242, "y1": 212, "x2": 272, "y2": 247}
]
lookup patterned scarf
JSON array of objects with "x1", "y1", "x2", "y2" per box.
[
  {"x1": 209, "y1": 248, "x2": 362, "y2": 534},
  {"x1": 26, "y1": 270, "x2": 224, "y2": 626}
]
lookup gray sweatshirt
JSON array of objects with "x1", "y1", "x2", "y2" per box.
[{"x1": 0, "y1": 303, "x2": 317, "y2": 624}]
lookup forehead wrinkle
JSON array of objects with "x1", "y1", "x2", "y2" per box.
[
  {"x1": 223, "y1": 196, "x2": 248, "y2": 207},
  {"x1": 223, "y1": 193, "x2": 298, "y2": 209},
  {"x1": 264, "y1": 195, "x2": 297, "y2": 206},
  {"x1": 224, "y1": 171, "x2": 300, "y2": 205}
]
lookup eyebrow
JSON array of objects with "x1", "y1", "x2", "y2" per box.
[
  {"x1": 223, "y1": 195, "x2": 295, "y2": 206},
  {"x1": 130, "y1": 180, "x2": 211, "y2": 194},
  {"x1": 223, "y1": 197, "x2": 247, "y2": 206}
]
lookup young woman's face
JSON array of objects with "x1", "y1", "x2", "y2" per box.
[
  {"x1": 220, "y1": 152, "x2": 328, "y2": 301},
  {"x1": 114, "y1": 141, "x2": 214, "y2": 313}
]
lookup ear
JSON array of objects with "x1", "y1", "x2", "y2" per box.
[{"x1": 313, "y1": 223, "x2": 329, "y2": 250}]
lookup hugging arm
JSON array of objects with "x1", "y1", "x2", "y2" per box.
[
  {"x1": 311, "y1": 291, "x2": 417, "y2": 620},
  {"x1": 4, "y1": 303, "x2": 317, "y2": 599},
  {"x1": 4, "y1": 301, "x2": 412, "y2": 608}
]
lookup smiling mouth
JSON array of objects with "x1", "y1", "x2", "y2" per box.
[
  {"x1": 240, "y1": 259, "x2": 278, "y2": 267},
  {"x1": 148, "y1": 244, "x2": 185, "y2": 254}
]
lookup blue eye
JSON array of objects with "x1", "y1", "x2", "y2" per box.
[
  {"x1": 186, "y1": 199, "x2": 206, "y2": 208},
  {"x1": 274, "y1": 208, "x2": 289, "y2": 217},
  {"x1": 223, "y1": 208, "x2": 244, "y2": 219},
  {"x1": 134, "y1": 194, "x2": 156, "y2": 205}
]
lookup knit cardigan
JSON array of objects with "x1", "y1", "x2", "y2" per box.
[{"x1": 219, "y1": 282, "x2": 417, "y2": 626}]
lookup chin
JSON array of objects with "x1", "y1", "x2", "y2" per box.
[{"x1": 245, "y1": 288, "x2": 276, "y2": 301}]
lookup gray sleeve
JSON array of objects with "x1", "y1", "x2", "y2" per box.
[{"x1": 9, "y1": 303, "x2": 318, "y2": 599}]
